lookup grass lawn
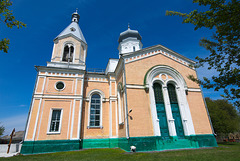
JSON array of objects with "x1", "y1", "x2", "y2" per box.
[{"x1": 1, "y1": 143, "x2": 239, "y2": 161}]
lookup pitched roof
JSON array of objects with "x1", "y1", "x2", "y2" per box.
[{"x1": 55, "y1": 22, "x2": 87, "y2": 44}]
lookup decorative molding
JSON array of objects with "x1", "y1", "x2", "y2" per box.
[
  {"x1": 34, "y1": 94, "x2": 83, "y2": 99},
  {"x1": 188, "y1": 88, "x2": 201, "y2": 92},
  {"x1": 126, "y1": 84, "x2": 145, "y2": 89},
  {"x1": 124, "y1": 49, "x2": 194, "y2": 69}
]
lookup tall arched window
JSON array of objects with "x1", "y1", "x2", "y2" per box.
[
  {"x1": 62, "y1": 44, "x2": 74, "y2": 62},
  {"x1": 153, "y1": 83, "x2": 169, "y2": 138},
  {"x1": 89, "y1": 94, "x2": 101, "y2": 127},
  {"x1": 167, "y1": 84, "x2": 184, "y2": 139}
]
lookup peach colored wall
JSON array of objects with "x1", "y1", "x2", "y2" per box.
[
  {"x1": 111, "y1": 81, "x2": 116, "y2": 96},
  {"x1": 127, "y1": 88, "x2": 154, "y2": 137},
  {"x1": 36, "y1": 77, "x2": 44, "y2": 93},
  {"x1": 125, "y1": 54, "x2": 199, "y2": 88},
  {"x1": 82, "y1": 80, "x2": 110, "y2": 139},
  {"x1": 82, "y1": 100, "x2": 109, "y2": 139},
  {"x1": 84, "y1": 81, "x2": 109, "y2": 98},
  {"x1": 37, "y1": 99, "x2": 73, "y2": 140},
  {"x1": 72, "y1": 100, "x2": 80, "y2": 139},
  {"x1": 116, "y1": 70, "x2": 127, "y2": 138},
  {"x1": 112, "y1": 101, "x2": 116, "y2": 137},
  {"x1": 187, "y1": 92, "x2": 212, "y2": 134},
  {"x1": 76, "y1": 79, "x2": 82, "y2": 95},
  {"x1": 26, "y1": 99, "x2": 41, "y2": 140},
  {"x1": 80, "y1": 45, "x2": 84, "y2": 62},
  {"x1": 44, "y1": 77, "x2": 75, "y2": 95}
]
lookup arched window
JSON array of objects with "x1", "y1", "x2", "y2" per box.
[
  {"x1": 89, "y1": 94, "x2": 101, "y2": 127},
  {"x1": 167, "y1": 84, "x2": 184, "y2": 138},
  {"x1": 153, "y1": 83, "x2": 169, "y2": 138},
  {"x1": 62, "y1": 44, "x2": 74, "y2": 62}
]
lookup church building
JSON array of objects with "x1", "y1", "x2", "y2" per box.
[{"x1": 21, "y1": 11, "x2": 217, "y2": 154}]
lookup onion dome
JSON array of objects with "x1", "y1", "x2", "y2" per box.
[{"x1": 118, "y1": 24, "x2": 142, "y2": 43}]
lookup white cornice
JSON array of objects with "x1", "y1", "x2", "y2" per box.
[{"x1": 123, "y1": 44, "x2": 195, "y2": 68}]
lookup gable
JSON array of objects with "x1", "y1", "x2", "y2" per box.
[{"x1": 125, "y1": 53, "x2": 199, "y2": 88}]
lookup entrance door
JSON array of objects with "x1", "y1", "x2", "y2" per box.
[
  {"x1": 153, "y1": 83, "x2": 169, "y2": 139},
  {"x1": 167, "y1": 84, "x2": 184, "y2": 139}
]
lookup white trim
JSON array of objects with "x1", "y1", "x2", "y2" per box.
[
  {"x1": 78, "y1": 75, "x2": 85, "y2": 139},
  {"x1": 67, "y1": 101, "x2": 73, "y2": 139},
  {"x1": 38, "y1": 72, "x2": 84, "y2": 78},
  {"x1": 147, "y1": 65, "x2": 195, "y2": 137},
  {"x1": 109, "y1": 100, "x2": 112, "y2": 137},
  {"x1": 188, "y1": 88, "x2": 201, "y2": 92},
  {"x1": 35, "y1": 76, "x2": 40, "y2": 94},
  {"x1": 35, "y1": 94, "x2": 82, "y2": 98},
  {"x1": 24, "y1": 99, "x2": 35, "y2": 140},
  {"x1": 75, "y1": 79, "x2": 78, "y2": 94},
  {"x1": 86, "y1": 89, "x2": 106, "y2": 99},
  {"x1": 47, "y1": 108, "x2": 63, "y2": 134},
  {"x1": 115, "y1": 97, "x2": 118, "y2": 137},
  {"x1": 41, "y1": 76, "x2": 46, "y2": 94},
  {"x1": 32, "y1": 99, "x2": 42, "y2": 140},
  {"x1": 70, "y1": 100, "x2": 76, "y2": 139},
  {"x1": 126, "y1": 84, "x2": 145, "y2": 89},
  {"x1": 36, "y1": 100, "x2": 45, "y2": 140},
  {"x1": 77, "y1": 99, "x2": 82, "y2": 139},
  {"x1": 87, "y1": 90, "x2": 104, "y2": 128},
  {"x1": 123, "y1": 46, "x2": 195, "y2": 69}
]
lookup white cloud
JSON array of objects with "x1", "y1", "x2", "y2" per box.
[{"x1": 0, "y1": 114, "x2": 28, "y2": 136}]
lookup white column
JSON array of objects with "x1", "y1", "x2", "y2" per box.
[
  {"x1": 149, "y1": 84, "x2": 161, "y2": 136},
  {"x1": 176, "y1": 86, "x2": 189, "y2": 136},
  {"x1": 162, "y1": 86, "x2": 176, "y2": 136}
]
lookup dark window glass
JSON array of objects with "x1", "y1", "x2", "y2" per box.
[
  {"x1": 167, "y1": 84, "x2": 178, "y2": 103},
  {"x1": 153, "y1": 83, "x2": 164, "y2": 103},
  {"x1": 89, "y1": 94, "x2": 101, "y2": 127},
  {"x1": 50, "y1": 110, "x2": 61, "y2": 132},
  {"x1": 56, "y1": 82, "x2": 65, "y2": 90}
]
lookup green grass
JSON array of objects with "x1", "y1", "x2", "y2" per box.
[{"x1": 1, "y1": 143, "x2": 240, "y2": 161}]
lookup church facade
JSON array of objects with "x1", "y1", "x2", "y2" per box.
[{"x1": 21, "y1": 11, "x2": 217, "y2": 154}]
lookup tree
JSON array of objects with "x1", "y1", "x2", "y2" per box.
[
  {"x1": 0, "y1": 0, "x2": 26, "y2": 53},
  {"x1": 205, "y1": 97, "x2": 240, "y2": 135},
  {"x1": 166, "y1": 0, "x2": 240, "y2": 109},
  {"x1": 0, "y1": 123, "x2": 5, "y2": 137}
]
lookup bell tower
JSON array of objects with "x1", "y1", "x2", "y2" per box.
[{"x1": 47, "y1": 10, "x2": 87, "y2": 70}]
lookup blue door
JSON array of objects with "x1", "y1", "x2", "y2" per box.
[
  {"x1": 167, "y1": 84, "x2": 184, "y2": 139},
  {"x1": 153, "y1": 83, "x2": 169, "y2": 139}
]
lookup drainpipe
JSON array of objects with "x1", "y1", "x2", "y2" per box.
[{"x1": 122, "y1": 56, "x2": 130, "y2": 139}]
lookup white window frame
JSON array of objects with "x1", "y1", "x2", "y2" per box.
[
  {"x1": 87, "y1": 91, "x2": 103, "y2": 128},
  {"x1": 55, "y1": 81, "x2": 66, "y2": 91},
  {"x1": 47, "y1": 108, "x2": 63, "y2": 134}
]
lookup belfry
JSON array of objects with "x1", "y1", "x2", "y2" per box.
[{"x1": 21, "y1": 12, "x2": 217, "y2": 154}]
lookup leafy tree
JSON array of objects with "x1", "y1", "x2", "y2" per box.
[
  {"x1": 166, "y1": 0, "x2": 240, "y2": 109},
  {"x1": 0, "y1": 123, "x2": 5, "y2": 136},
  {"x1": 0, "y1": 0, "x2": 26, "y2": 53},
  {"x1": 205, "y1": 97, "x2": 240, "y2": 135}
]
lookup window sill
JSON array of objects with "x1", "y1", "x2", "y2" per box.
[
  {"x1": 87, "y1": 126, "x2": 103, "y2": 129},
  {"x1": 47, "y1": 131, "x2": 61, "y2": 135}
]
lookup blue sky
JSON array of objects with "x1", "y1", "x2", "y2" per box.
[{"x1": 0, "y1": 0, "x2": 223, "y2": 135}]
